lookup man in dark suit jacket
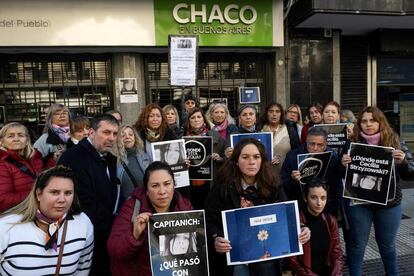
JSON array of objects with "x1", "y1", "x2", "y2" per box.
[
  {"x1": 282, "y1": 127, "x2": 342, "y2": 218},
  {"x1": 58, "y1": 113, "x2": 120, "y2": 276}
]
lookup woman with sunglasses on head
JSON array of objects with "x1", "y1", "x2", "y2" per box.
[
  {"x1": 107, "y1": 162, "x2": 193, "y2": 276},
  {"x1": 205, "y1": 138, "x2": 310, "y2": 276},
  {"x1": 34, "y1": 103, "x2": 71, "y2": 165},
  {"x1": 183, "y1": 107, "x2": 225, "y2": 209},
  {"x1": 285, "y1": 104, "x2": 303, "y2": 150},
  {"x1": 301, "y1": 102, "x2": 324, "y2": 143},
  {"x1": 0, "y1": 123, "x2": 47, "y2": 213},
  {"x1": 0, "y1": 166, "x2": 94, "y2": 275},
  {"x1": 288, "y1": 179, "x2": 343, "y2": 276},
  {"x1": 341, "y1": 106, "x2": 414, "y2": 275}
]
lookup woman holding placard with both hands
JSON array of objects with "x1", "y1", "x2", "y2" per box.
[
  {"x1": 341, "y1": 106, "x2": 414, "y2": 275},
  {"x1": 205, "y1": 138, "x2": 310, "y2": 276}
]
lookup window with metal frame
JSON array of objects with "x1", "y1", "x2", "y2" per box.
[
  {"x1": 145, "y1": 53, "x2": 269, "y2": 119},
  {"x1": 0, "y1": 54, "x2": 112, "y2": 137}
]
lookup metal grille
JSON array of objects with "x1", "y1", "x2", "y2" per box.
[
  {"x1": 0, "y1": 54, "x2": 112, "y2": 136},
  {"x1": 145, "y1": 53, "x2": 269, "y2": 118}
]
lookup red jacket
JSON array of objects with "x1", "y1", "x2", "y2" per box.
[
  {"x1": 288, "y1": 211, "x2": 343, "y2": 276},
  {"x1": 0, "y1": 149, "x2": 45, "y2": 212},
  {"x1": 107, "y1": 187, "x2": 193, "y2": 276}
]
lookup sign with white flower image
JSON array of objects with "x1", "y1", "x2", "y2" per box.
[{"x1": 221, "y1": 201, "x2": 303, "y2": 265}]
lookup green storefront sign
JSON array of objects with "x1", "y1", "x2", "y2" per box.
[{"x1": 154, "y1": 0, "x2": 273, "y2": 47}]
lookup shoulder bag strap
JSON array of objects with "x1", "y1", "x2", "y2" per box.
[
  {"x1": 121, "y1": 160, "x2": 138, "y2": 188},
  {"x1": 4, "y1": 156, "x2": 37, "y2": 179},
  {"x1": 55, "y1": 220, "x2": 68, "y2": 276}
]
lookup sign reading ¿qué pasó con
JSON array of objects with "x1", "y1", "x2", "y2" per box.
[{"x1": 154, "y1": 0, "x2": 274, "y2": 47}]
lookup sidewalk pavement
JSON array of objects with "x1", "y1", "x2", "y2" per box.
[{"x1": 343, "y1": 187, "x2": 414, "y2": 275}]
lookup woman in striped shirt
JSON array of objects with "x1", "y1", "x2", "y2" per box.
[{"x1": 0, "y1": 165, "x2": 94, "y2": 275}]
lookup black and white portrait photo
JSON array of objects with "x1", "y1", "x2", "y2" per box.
[
  {"x1": 159, "y1": 232, "x2": 197, "y2": 256},
  {"x1": 177, "y1": 39, "x2": 192, "y2": 49},
  {"x1": 153, "y1": 140, "x2": 186, "y2": 166},
  {"x1": 119, "y1": 78, "x2": 137, "y2": 93},
  {"x1": 351, "y1": 174, "x2": 382, "y2": 191}
]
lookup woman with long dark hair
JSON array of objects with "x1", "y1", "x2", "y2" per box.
[
  {"x1": 288, "y1": 179, "x2": 343, "y2": 275},
  {"x1": 133, "y1": 103, "x2": 176, "y2": 161},
  {"x1": 183, "y1": 107, "x2": 225, "y2": 209},
  {"x1": 205, "y1": 138, "x2": 310, "y2": 276},
  {"x1": 342, "y1": 106, "x2": 414, "y2": 275},
  {"x1": 301, "y1": 102, "x2": 323, "y2": 143},
  {"x1": 258, "y1": 102, "x2": 291, "y2": 174},
  {"x1": 107, "y1": 161, "x2": 193, "y2": 276}
]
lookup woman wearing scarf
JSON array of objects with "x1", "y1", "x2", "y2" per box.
[
  {"x1": 257, "y1": 102, "x2": 292, "y2": 175},
  {"x1": 133, "y1": 103, "x2": 176, "y2": 161},
  {"x1": 205, "y1": 102, "x2": 238, "y2": 141},
  {"x1": 0, "y1": 123, "x2": 46, "y2": 212},
  {"x1": 183, "y1": 108, "x2": 225, "y2": 209},
  {"x1": 0, "y1": 165, "x2": 94, "y2": 275},
  {"x1": 163, "y1": 104, "x2": 184, "y2": 138},
  {"x1": 341, "y1": 106, "x2": 414, "y2": 275},
  {"x1": 224, "y1": 104, "x2": 258, "y2": 158},
  {"x1": 34, "y1": 103, "x2": 71, "y2": 166}
]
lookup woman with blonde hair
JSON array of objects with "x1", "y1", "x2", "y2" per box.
[
  {"x1": 0, "y1": 122, "x2": 46, "y2": 212},
  {"x1": 115, "y1": 125, "x2": 150, "y2": 199},
  {"x1": 205, "y1": 102, "x2": 238, "y2": 141},
  {"x1": 163, "y1": 104, "x2": 184, "y2": 138},
  {"x1": 34, "y1": 103, "x2": 71, "y2": 165},
  {"x1": 285, "y1": 104, "x2": 303, "y2": 149},
  {"x1": 0, "y1": 165, "x2": 94, "y2": 275}
]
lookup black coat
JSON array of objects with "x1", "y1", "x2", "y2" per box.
[
  {"x1": 58, "y1": 138, "x2": 121, "y2": 276},
  {"x1": 204, "y1": 180, "x2": 287, "y2": 276}
]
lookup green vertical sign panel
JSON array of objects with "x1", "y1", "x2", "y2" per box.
[{"x1": 154, "y1": 0, "x2": 273, "y2": 47}]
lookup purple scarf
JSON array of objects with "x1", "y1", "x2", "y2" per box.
[
  {"x1": 52, "y1": 124, "x2": 70, "y2": 143},
  {"x1": 360, "y1": 132, "x2": 381, "y2": 145},
  {"x1": 213, "y1": 119, "x2": 228, "y2": 139},
  {"x1": 35, "y1": 209, "x2": 67, "y2": 251}
]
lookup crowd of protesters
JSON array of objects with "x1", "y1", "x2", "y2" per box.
[{"x1": 0, "y1": 92, "x2": 412, "y2": 276}]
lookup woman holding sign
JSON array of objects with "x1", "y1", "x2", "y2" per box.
[
  {"x1": 341, "y1": 106, "x2": 414, "y2": 276},
  {"x1": 107, "y1": 161, "x2": 193, "y2": 276},
  {"x1": 183, "y1": 108, "x2": 225, "y2": 209},
  {"x1": 205, "y1": 138, "x2": 310, "y2": 276}
]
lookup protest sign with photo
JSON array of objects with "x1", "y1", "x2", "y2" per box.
[
  {"x1": 119, "y1": 78, "x2": 138, "y2": 103},
  {"x1": 222, "y1": 201, "x2": 302, "y2": 265},
  {"x1": 230, "y1": 132, "x2": 273, "y2": 161},
  {"x1": 148, "y1": 210, "x2": 209, "y2": 276},
  {"x1": 297, "y1": 151, "x2": 332, "y2": 184},
  {"x1": 344, "y1": 143, "x2": 395, "y2": 205},
  {"x1": 314, "y1": 123, "x2": 348, "y2": 148},
  {"x1": 169, "y1": 35, "x2": 198, "y2": 86},
  {"x1": 152, "y1": 139, "x2": 190, "y2": 188},
  {"x1": 183, "y1": 136, "x2": 213, "y2": 181}
]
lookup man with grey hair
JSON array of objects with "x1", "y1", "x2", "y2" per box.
[
  {"x1": 281, "y1": 127, "x2": 342, "y2": 217},
  {"x1": 59, "y1": 113, "x2": 120, "y2": 276}
]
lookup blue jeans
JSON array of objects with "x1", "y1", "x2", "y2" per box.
[{"x1": 344, "y1": 201, "x2": 402, "y2": 276}]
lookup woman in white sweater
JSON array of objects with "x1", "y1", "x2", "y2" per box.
[{"x1": 0, "y1": 165, "x2": 94, "y2": 276}]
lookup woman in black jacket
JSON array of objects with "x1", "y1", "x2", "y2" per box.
[
  {"x1": 205, "y1": 138, "x2": 310, "y2": 276},
  {"x1": 133, "y1": 103, "x2": 176, "y2": 161},
  {"x1": 341, "y1": 106, "x2": 414, "y2": 276}
]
